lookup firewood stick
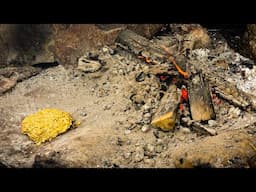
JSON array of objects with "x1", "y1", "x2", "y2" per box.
[
  {"x1": 181, "y1": 117, "x2": 217, "y2": 136},
  {"x1": 187, "y1": 69, "x2": 216, "y2": 121}
]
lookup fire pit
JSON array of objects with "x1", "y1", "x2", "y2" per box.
[{"x1": 1, "y1": 24, "x2": 256, "y2": 168}]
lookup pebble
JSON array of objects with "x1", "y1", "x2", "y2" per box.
[
  {"x1": 177, "y1": 135, "x2": 185, "y2": 141},
  {"x1": 155, "y1": 145, "x2": 164, "y2": 153},
  {"x1": 143, "y1": 113, "x2": 151, "y2": 119},
  {"x1": 124, "y1": 129, "x2": 131, "y2": 135},
  {"x1": 208, "y1": 120, "x2": 217, "y2": 127},
  {"x1": 118, "y1": 69, "x2": 124, "y2": 75},
  {"x1": 124, "y1": 152, "x2": 131, "y2": 159},
  {"x1": 144, "y1": 116, "x2": 152, "y2": 123},
  {"x1": 77, "y1": 56, "x2": 102, "y2": 73},
  {"x1": 145, "y1": 144, "x2": 155, "y2": 153},
  {"x1": 126, "y1": 140, "x2": 131, "y2": 145},
  {"x1": 112, "y1": 70, "x2": 118, "y2": 75},
  {"x1": 141, "y1": 125, "x2": 151, "y2": 133},
  {"x1": 102, "y1": 47, "x2": 108, "y2": 53},
  {"x1": 228, "y1": 106, "x2": 241, "y2": 118},
  {"x1": 180, "y1": 127, "x2": 191, "y2": 134},
  {"x1": 156, "y1": 139, "x2": 163, "y2": 144},
  {"x1": 144, "y1": 158, "x2": 155, "y2": 166},
  {"x1": 134, "y1": 147, "x2": 144, "y2": 162},
  {"x1": 80, "y1": 112, "x2": 87, "y2": 116},
  {"x1": 103, "y1": 104, "x2": 112, "y2": 110},
  {"x1": 143, "y1": 104, "x2": 151, "y2": 112},
  {"x1": 144, "y1": 144, "x2": 155, "y2": 157}
]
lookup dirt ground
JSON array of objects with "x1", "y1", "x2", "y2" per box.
[{"x1": 1, "y1": 30, "x2": 256, "y2": 168}]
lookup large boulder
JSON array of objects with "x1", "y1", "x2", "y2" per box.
[
  {"x1": 0, "y1": 24, "x2": 165, "y2": 68},
  {"x1": 0, "y1": 24, "x2": 54, "y2": 67}
]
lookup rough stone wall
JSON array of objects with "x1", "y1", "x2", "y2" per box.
[{"x1": 0, "y1": 24, "x2": 165, "y2": 67}]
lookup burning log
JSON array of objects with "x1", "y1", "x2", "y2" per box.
[
  {"x1": 187, "y1": 68, "x2": 216, "y2": 121},
  {"x1": 151, "y1": 84, "x2": 180, "y2": 131},
  {"x1": 117, "y1": 29, "x2": 170, "y2": 66}
]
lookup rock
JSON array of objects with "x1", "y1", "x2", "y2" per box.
[
  {"x1": 0, "y1": 24, "x2": 164, "y2": 67},
  {"x1": 118, "y1": 69, "x2": 124, "y2": 75},
  {"x1": 103, "y1": 104, "x2": 112, "y2": 110},
  {"x1": 54, "y1": 24, "x2": 122, "y2": 66},
  {"x1": 143, "y1": 104, "x2": 151, "y2": 112},
  {"x1": 180, "y1": 127, "x2": 191, "y2": 134},
  {"x1": 134, "y1": 147, "x2": 144, "y2": 162},
  {"x1": 208, "y1": 120, "x2": 217, "y2": 127},
  {"x1": 177, "y1": 135, "x2": 185, "y2": 141},
  {"x1": 228, "y1": 106, "x2": 241, "y2": 118},
  {"x1": 144, "y1": 158, "x2": 155, "y2": 166},
  {"x1": 77, "y1": 56, "x2": 102, "y2": 73},
  {"x1": 0, "y1": 76, "x2": 17, "y2": 95},
  {"x1": 145, "y1": 144, "x2": 154, "y2": 153},
  {"x1": 141, "y1": 125, "x2": 150, "y2": 133},
  {"x1": 143, "y1": 113, "x2": 151, "y2": 119},
  {"x1": 155, "y1": 144, "x2": 164, "y2": 153},
  {"x1": 102, "y1": 46, "x2": 114, "y2": 55},
  {"x1": 80, "y1": 112, "x2": 87, "y2": 116},
  {"x1": 124, "y1": 152, "x2": 131, "y2": 159},
  {"x1": 124, "y1": 129, "x2": 131, "y2": 135},
  {"x1": 144, "y1": 119, "x2": 151, "y2": 124},
  {"x1": 33, "y1": 153, "x2": 65, "y2": 168},
  {"x1": 0, "y1": 24, "x2": 55, "y2": 66},
  {"x1": 144, "y1": 144, "x2": 155, "y2": 157},
  {"x1": 171, "y1": 130, "x2": 255, "y2": 168}
]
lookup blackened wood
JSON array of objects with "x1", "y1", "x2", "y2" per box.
[{"x1": 117, "y1": 29, "x2": 168, "y2": 65}]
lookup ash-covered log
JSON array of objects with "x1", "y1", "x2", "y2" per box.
[{"x1": 188, "y1": 68, "x2": 216, "y2": 121}]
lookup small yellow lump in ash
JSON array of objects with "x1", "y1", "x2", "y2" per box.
[{"x1": 21, "y1": 108, "x2": 73, "y2": 145}]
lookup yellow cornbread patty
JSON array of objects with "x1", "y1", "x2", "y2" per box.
[{"x1": 21, "y1": 108, "x2": 73, "y2": 145}]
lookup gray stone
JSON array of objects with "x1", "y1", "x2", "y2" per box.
[
  {"x1": 228, "y1": 106, "x2": 241, "y2": 118},
  {"x1": 80, "y1": 112, "x2": 87, "y2": 116},
  {"x1": 143, "y1": 104, "x2": 151, "y2": 112},
  {"x1": 124, "y1": 152, "x2": 131, "y2": 159},
  {"x1": 145, "y1": 144, "x2": 155, "y2": 153},
  {"x1": 155, "y1": 145, "x2": 164, "y2": 153},
  {"x1": 134, "y1": 147, "x2": 144, "y2": 162},
  {"x1": 208, "y1": 120, "x2": 217, "y2": 127},
  {"x1": 124, "y1": 129, "x2": 131, "y2": 135},
  {"x1": 103, "y1": 104, "x2": 112, "y2": 110},
  {"x1": 141, "y1": 125, "x2": 150, "y2": 133},
  {"x1": 77, "y1": 56, "x2": 102, "y2": 73},
  {"x1": 180, "y1": 127, "x2": 191, "y2": 134},
  {"x1": 143, "y1": 113, "x2": 151, "y2": 119}
]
